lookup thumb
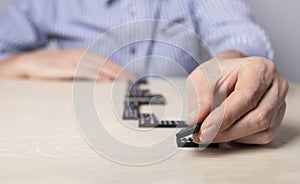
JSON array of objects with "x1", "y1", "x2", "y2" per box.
[
  {"x1": 186, "y1": 65, "x2": 214, "y2": 126},
  {"x1": 186, "y1": 58, "x2": 238, "y2": 126}
]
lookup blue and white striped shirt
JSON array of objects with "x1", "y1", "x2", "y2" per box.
[{"x1": 0, "y1": 0, "x2": 273, "y2": 76}]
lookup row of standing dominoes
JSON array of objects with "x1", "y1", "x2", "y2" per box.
[{"x1": 122, "y1": 79, "x2": 218, "y2": 148}]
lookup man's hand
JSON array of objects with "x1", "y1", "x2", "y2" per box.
[
  {"x1": 187, "y1": 53, "x2": 289, "y2": 145},
  {"x1": 0, "y1": 49, "x2": 134, "y2": 81}
]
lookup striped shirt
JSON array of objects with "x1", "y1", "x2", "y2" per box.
[{"x1": 0, "y1": 0, "x2": 273, "y2": 76}]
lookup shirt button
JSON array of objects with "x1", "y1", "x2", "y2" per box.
[{"x1": 129, "y1": 6, "x2": 137, "y2": 16}]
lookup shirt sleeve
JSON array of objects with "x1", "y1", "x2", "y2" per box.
[
  {"x1": 194, "y1": 0, "x2": 274, "y2": 59},
  {"x1": 0, "y1": 0, "x2": 49, "y2": 62}
]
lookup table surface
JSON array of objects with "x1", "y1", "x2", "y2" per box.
[{"x1": 0, "y1": 78, "x2": 299, "y2": 184}]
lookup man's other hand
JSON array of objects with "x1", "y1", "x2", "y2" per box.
[{"x1": 0, "y1": 49, "x2": 134, "y2": 81}]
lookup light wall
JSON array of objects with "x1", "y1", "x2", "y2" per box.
[
  {"x1": 0, "y1": 0, "x2": 7, "y2": 9},
  {"x1": 0, "y1": 0, "x2": 299, "y2": 83},
  {"x1": 245, "y1": 0, "x2": 300, "y2": 83}
]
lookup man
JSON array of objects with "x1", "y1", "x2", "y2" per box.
[{"x1": 0, "y1": 0, "x2": 288, "y2": 145}]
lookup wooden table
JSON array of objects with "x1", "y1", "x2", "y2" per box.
[{"x1": 0, "y1": 78, "x2": 299, "y2": 184}]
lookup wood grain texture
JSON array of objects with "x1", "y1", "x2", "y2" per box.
[{"x1": 0, "y1": 79, "x2": 299, "y2": 184}]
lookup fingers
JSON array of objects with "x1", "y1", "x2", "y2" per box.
[
  {"x1": 186, "y1": 57, "x2": 249, "y2": 126},
  {"x1": 211, "y1": 73, "x2": 287, "y2": 142},
  {"x1": 186, "y1": 67, "x2": 213, "y2": 125},
  {"x1": 198, "y1": 58, "x2": 275, "y2": 143},
  {"x1": 186, "y1": 58, "x2": 238, "y2": 126},
  {"x1": 213, "y1": 99, "x2": 286, "y2": 143},
  {"x1": 233, "y1": 102, "x2": 286, "y2": 144},
  {"x1": 193, "y1": 101, "x2": 286, "y2": 145}
]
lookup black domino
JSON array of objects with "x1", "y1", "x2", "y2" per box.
[
  {"x1": 158, "y1": 120, "x2": 187, "y2": 128},
  {"x1": 126, "y1": 95, "x2": 165, "y2": 105},
  {"x1": 139, "y1": 115, "x2": 188, "y2": 128},
  {"x1": 127, "y1": 80, "x2": 149, "y2": 97},
  {"x1": 177, "y1": 137, "x2": 200, "y2": 147},
  {"x1": 138, "y1": 113, "x2": 159, "y2": 127},
  {"x1": 123, "y1": 80, "x2": 166, "y2": 120},
  {"x1": 176, "y1": 124, "x2": 201, "y2": 139},
  {"x1": 122, "y1": 80, "x2": 218, "y2": 149},
  {"x1": 137, "y1": 78, "x2": 148, "y2": 84},
  {"x1": 177, "y1": 136, "x2": 219, "y2": 148},
  {"x1": 176, "y1": 124, "x2": 219, "y2": 148},
  {"x1": 122, "y1": 101, "x2": 140, "y2": 119}
]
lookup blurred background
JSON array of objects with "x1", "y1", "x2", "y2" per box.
[
  {"x1": 0, "y1": 0, "x2": 299, "y2": 83},
  {"x1": 244, "y1": 0, "x2": 300, "y2": 84}
]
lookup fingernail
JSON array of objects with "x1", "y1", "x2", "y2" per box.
[
  {"x1": 200, "y1": 124, "x2": 218, "y2": 143},
  {"x1": 187, "y1": 110, "x2": 199, "y2": 125}
]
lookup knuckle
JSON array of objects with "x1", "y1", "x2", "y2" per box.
[
  {"x1": 248, "y1": 56, "x2": 276, "y2": 75},
  {"x1": 262, "y1": 57, "x2": 276, "y2": 73},
  {"x1": 243, "y1": 92, "x2": 259, "y2": 109},
  {"x1": 256, "y1": 109, "x2": 271, "y2": 130}
]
